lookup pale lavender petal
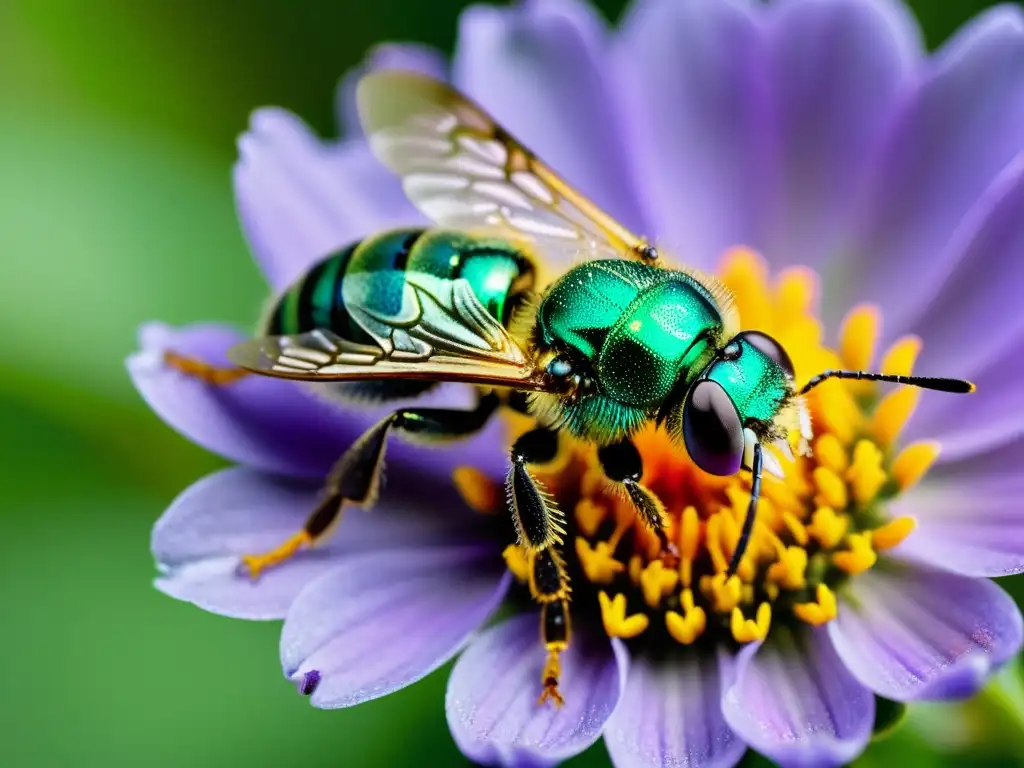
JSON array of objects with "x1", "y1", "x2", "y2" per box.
[
  {"x1": 281, "y1": 546, "x2": 510, "y2": 709},
  {"x1": 128, "y1": 321, "x2": 509, "y2": 481},
  {"x1": 453, "y1": 0, "x2": 651, "y2": 236},
  {"x1": 891, "y1": 474, "x2": 1024, "y2": 577},
  {"x1": 234, "y1": 111, "x2": 420, "y2": 291},
  {"x1": 446, "y1": 615, "x2": 626, "y2": 767},
  {"x1": 829, "y1": 563, "x2": 1023, "y2": 700},
  {"x1": 604, "y1": 650, "x2": 744, "y2": 768},
  {"x1": 153, "y1": 467, "x2": 498, "y2": 619},
  {"x1": 336, "y1": 43, "x2": 447, "y2": 137},
  {"x1": 826, "y1": 5, "x2": 1024, "y2": 332},
  {"x1": 903, "y1": 331, "x2": 1024, "y2": 464},
  {"x1": 615, "y1": 0, "x2": 774, "y2": 269},
  {"x1": 723, "y1": 628, "x2": 874, "y2": 768},
  {"x1": 765, "y1": 0, "x2": 921, "y2": 269}
]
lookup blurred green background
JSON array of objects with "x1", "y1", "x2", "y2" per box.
[{"x1": 1, "y1": 0, "x2": 1022, "y2": 766}]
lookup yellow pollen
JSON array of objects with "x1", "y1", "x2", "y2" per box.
[
  {"x1": 871, "y1": 387, "x2": 921, "y2": 446},
  {"x1": 576, "y1": 538, "x2": 624, "y2": 584},
  {"x1": 766, "y1": 545, "x2": 808, "y2": 590},
  {"x1": 808, "y1": 507, "x2": 849, "y2": 549},
  {"x1": 503, "y1": 545, "x2": 530, "y2": 582},
  {"x1": 814, "y1": 433, "x2": 849, "y2": 474},
  {"x1": 598, "y1": 592, "x2": 649, "y2": 639},
  {"x1": 813, "y1": 467, "x2": 848, "y2": 509},
  {"x1": 452, "y1": 466, "x2": 501, "y2": 514},
  {"x1": 574, "y1": 498, "x2": 607, "y2": 538},
  {"x1": 892, "y1": 441, "x2": 941, "y2": 491},
  {"x1": 833, "y1": 532, "x2": 878, "y2": 574},
  {"x1": 872, "y1": 516, "x2": 917, "y2": 551},
  {"x1": 702, "y1": 572, "x2": 743, "y2": 613},
  {"x1": 881, "y1": 335, "x2": 922, "y2": 376},
  {"x1": 847, "y1": 440, "x2": 887, "y2": 506},
  {"x1": 493, "y1": 250, "x2": 952, "y2": 651},
  {"x1": 666, "y1": 590, "x2": 707, "y2": 645},
  {"x1": 793, "y1": 584, "x2": 838, "y2": 626},
  {"x1": 640, "y1": 560, "x2": 679, "y2": 608},
  {"x1": 730, "y1": 602, "x2": 772, "y2": 643}
]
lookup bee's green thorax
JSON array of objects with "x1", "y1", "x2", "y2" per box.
[
  {"x1": 705, "y1": 342, "x2": 790, "y2": 427},
  {"x1": 538, "y1": 260, "x2": 727, "y2": 409}
]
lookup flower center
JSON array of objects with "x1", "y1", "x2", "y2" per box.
[{"x1": 456, "y1": 248, "x2": 941, "y2": 650}]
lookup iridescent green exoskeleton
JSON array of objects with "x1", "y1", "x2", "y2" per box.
[{"x1": 166, "y1": 71, "x2": 975, "y2": 707}]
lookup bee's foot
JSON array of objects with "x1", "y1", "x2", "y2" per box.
[
  {"x1": 536, "y1": 649, "x2": 565, "y2": 708},
  {"x1": 240, "y1": 531, "x2": 312, "y2": 580},
  {"x1": 658, "y1": 540, "x2": 681, "y2": 570}
]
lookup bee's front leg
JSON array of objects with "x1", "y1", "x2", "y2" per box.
[
  {"x1": 162, "y1": 351, "x2": 252, "y2": 385},
  {"x1": 509, "y1": 427, "x2": 572, "y2": 707},
  {"x1": 242, "y1": 392, "x2": 501, "y2": 579},
  {"x1": 597, "y1": 440, "x2": 677, "y2": 564}
]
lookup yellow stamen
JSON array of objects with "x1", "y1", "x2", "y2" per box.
[
  {"x1": 847, "y1": 440, "x2": 887, "y2": 506},
  {"x1": 576, "y1": 538, "x2": 624, "y2": 584},
  {"x1": 774, "y1": 266, "x2": 817, "y2": 323},
  {"x1": 808, "y1": 507, "x2": 849, "y2": 549},
  {"x1": 702, "y1": 572, "x2": 743, "y2": 613},
  {"x1": 766, "y1": 545, "x2": 808, "y2": 590},
  {"x1": 720, "y1": 248, "x2": 773, "y2": 332},
  {"x1": 782, "y1": 512, "x2": 809, "y2": 546},
  {"x1": 665, "y1": 590, "x2": 707, "y2": 645},
  {"x1": 892, "y1": 441, "x2": 941, "y2": 491},
  {"x1": 814, "y1": 434, "x2": 849, "y2": 474},
  {"x1": 872, "y1": 516, "x2": 917, "y2": 550},
  {"x1": 871, "y1": 387, "x2": 921, "y2": 446},
  {"x1": 640, "y1": 560, "x2": 679, "y2": 608},
  {"x1": 839, "y1": 305, "x2": 881, "y2": 400},
  {"x1": 705, "y1": 512, "x2": 729, "y2": 573},
  {"x1": 628, "y1": 554, "x2": 644, "y2": 585},
  {"x1": 574, "y1": 498, "x2": 607, "y2": 538},
  {"x1": 598, "y1": 592, "x2": 649, "y2": 639},
  {"x1": 833, "y1": 532, "x2": 877, "y2": 574},
  {"x1": 813, "y1": 467, "x2": 848, "y2": 509},
  {"x1": 679, "y1": 505, "x2": 700, "y2": 587},
  {"x1": 793, "y1": 584, "x2": 838, "y2": 626},
  {"x1": 730, "y1": 602, "x2": 772, "y2": 643},
  {"x1": 452, "y1": 466, "x2": 500, "y2": 514},
  {"x1": 881, "y1": 335, "x2": 922, "y2": 376},
  {"x1": 502, "y1": 544, "x2": 530, "y2": 582}
]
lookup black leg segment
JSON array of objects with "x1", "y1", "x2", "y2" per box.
[
  {"x1": 509, "y1": 427, "x2": 565, "y2": 550},
  {"x1": 597, "y1": 439, "x2": 673, "y2": 556},
  {"x1": 728, "y1": 441, "x2": 763, "y2": 575}
]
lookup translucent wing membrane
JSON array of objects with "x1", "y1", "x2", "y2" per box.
[
  {"x1": 229, "y1": 277, "x2": 553, "y2": 391},
  {"x1": 356, "y1": 70, "x2": 652, "y2": 264}
]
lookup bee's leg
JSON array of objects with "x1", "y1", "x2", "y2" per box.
[
  {"x1": 162, "y1": 350, "x2": 253, "y2": 385},
  {"x1": 727, "y1": 441, "x2": 762, "y2": 575},
  {"x1": 597, "y1": 439, "x2": 677, "y2": 563},
  {"x1": 241, "y1": 391, "x2": 501, "y2": 579},
  {"x1": 509, "y1": 427, "x2": 572, "y2": 706}
]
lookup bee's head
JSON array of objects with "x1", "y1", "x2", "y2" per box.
[{"x1": 673, "y1": 331, "x2": 796, "y2": 476}]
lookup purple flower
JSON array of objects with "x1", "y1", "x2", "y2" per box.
[{"x1": 129, "y1": 0, "x2": 1024, "y2": 766}]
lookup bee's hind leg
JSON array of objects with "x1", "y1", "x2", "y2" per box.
[
  {"x1": 597, "y1": 440, "x2": 677, "y2": 566},
  {"x1": 242, "y1": 391, "x2": 501, "y2": 579},
  {"x1": 509, "y1": 427, "x2": 573, "y2": 707},
  {"x1": 162, "y1": 350, "x2": 252, "y2": 385}
]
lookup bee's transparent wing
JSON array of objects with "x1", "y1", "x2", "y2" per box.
[
  {"x1": 356, "y1": 70, "x2": 653, "y2": 264},
  {"x1": 228, "y1": 277, "x2": 554, "y2": 391}
]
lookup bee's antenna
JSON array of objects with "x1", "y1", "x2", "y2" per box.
[{"x1": 799, "y1": 370, "x2": 975, "y2": 396}]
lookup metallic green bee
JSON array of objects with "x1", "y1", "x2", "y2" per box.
[{"x1": 168, "y1": 71, "x2": 973, "y2": 705}]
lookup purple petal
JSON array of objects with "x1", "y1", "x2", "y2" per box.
[
  {"x1": 723, "y1": 628, "x2": 875, "y2": 768},
  {"x1": 829, "y1": 563, "x2": 1023, "y2": 700},
  {"x1": 153, "y1": 466, "x2": 498, "y2": 619},
  {"x1": 764, "y1": 0, "x2": 921, "y2": 269},
  {"x1": 234, "y1": 111, "x2": 420, "y2": 291},
  {"x1": 453, "y1": 0, "x2": 651, "y2": 237},
  {"x1": 336, "y1": 43, "x2": 447, "y2": 137},
  {"x1": 604, "y1": 649, "x2": 744, "y2": 768},
  {"x1": 615, "y1": 0, "x2": 774, "y2": 269},
  {"x1": 904, "y1": 329, "x2": 1024, "y2": 465},
  {"x1": 127, "y1": 321, "x2": 509, "y2": 481},
  {"x1": 281, "y1": 546, "x2": 510, "y2": 709},
  {"x1": 446, "y1": 615, "x2": 626, "y2": 767},
  {"x1": 826, "y1": 5, "x2": 1024, "y2": 333}
]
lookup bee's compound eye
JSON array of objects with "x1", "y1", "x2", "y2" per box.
[
  {"x1": 737, "y1": 331, "x2": 795, "y2": 378},
  {"x1": 683, "y1": 379, "x2": 744, "y2": 476},
  {"x1": 546, "y1": 357, "x2": 574, "y2": 378}
]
